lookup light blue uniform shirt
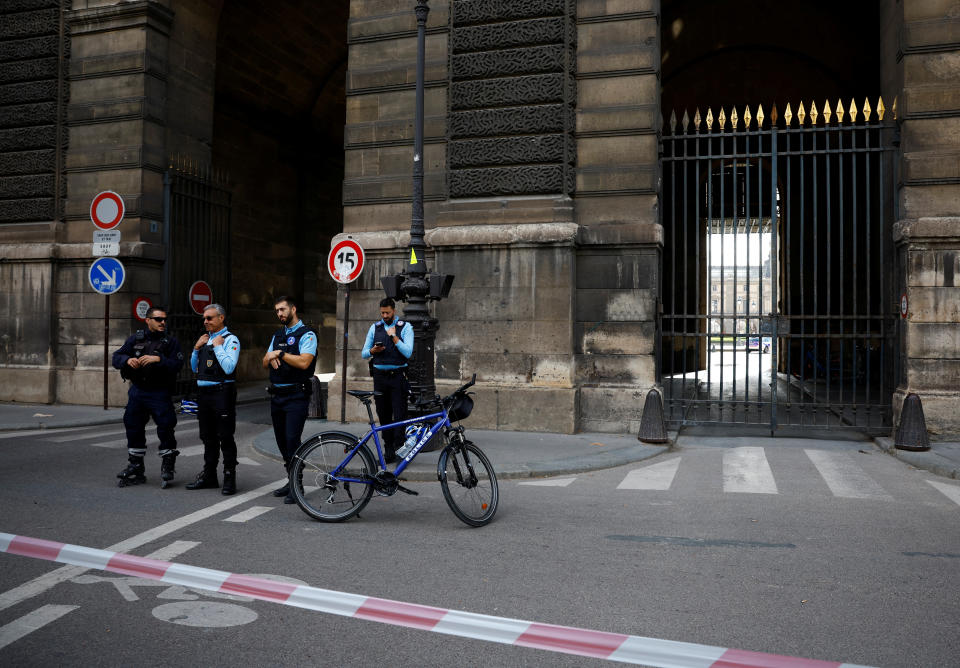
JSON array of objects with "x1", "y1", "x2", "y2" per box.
[
  {"x1": 190, "y1": 327, "x2": 240, "y2": 386},
  {"x1": 361, "y1": 316, "x2": 413, "y2": 370},
  {"x1": 268, "y1": 320, "x2": 317, "y2": 387}
]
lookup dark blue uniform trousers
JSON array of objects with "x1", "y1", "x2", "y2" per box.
[
  {"x1": 123, "y1": 385, "x2": 177, "y2": 457},
  {"x1": 373, "y1": 371, "x2": 408, "y2": 457},
  {"x1": 198, "y1": 384, "x2": 238, "y2": 470},
  {"x1": 271, "y1": 391, "x2": 310, "y2": 466}
]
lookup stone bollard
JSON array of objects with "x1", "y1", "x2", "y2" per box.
[
  {"x1": 638, "y1": 388, "x2": 668, "y2": 443},
  {"x1": 894, "y1": 393, "x2": 930, "y2": 452}
]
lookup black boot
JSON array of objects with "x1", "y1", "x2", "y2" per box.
[
  {"x1": 117, "y1": 456, "x2": 146, "y2": 487},
  {"x1": 221, "y1": 467, "x2": 236, "y2": 495},
  {"x1": 185, "y1": 468, "x2": 219, "y2": 490},
  {"x1": 273, "y1": 462, "x2": 290, "y2": 498},
  {"x1": 160, "y1": 451, "x2": 179, "y2": 489}
]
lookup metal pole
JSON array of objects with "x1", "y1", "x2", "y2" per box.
[
  {"x1": 341, "y1": 284, "x2": 350, "y2": 423},
  {"x1": 400, "y1": 0, "x2": 436, "y2": 404},
  {"x1": 104, "y1": 294, "x2": 109, "y2": 410}
]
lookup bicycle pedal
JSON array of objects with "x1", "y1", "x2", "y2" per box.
[{"x1": 396, "y1": 484, "x2": 419, "y2": 496}]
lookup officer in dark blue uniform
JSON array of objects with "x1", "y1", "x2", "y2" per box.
[
  {"x1": 262, "y1": 296, "x2": 317, "y2": 504},
  {"x1": 186, "y1": 304, "x2": 241, "y2": 494},
  {"x1": 361, "y1": 298, "x2": 413, "y2": 463},
  {"x1": 112, "y1": 307, "x2": 184, "y2": 487}
]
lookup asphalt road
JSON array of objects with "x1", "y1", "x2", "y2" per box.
[{"x1": 1, "y1": 405, "x2": 958, "y2": 667}]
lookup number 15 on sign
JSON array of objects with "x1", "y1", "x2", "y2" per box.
[{"x1": 328, "y1": 239, "x2": 364, "y2": 284}]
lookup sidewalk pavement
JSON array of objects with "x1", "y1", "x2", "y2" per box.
[{"x1": 2, "y1": 394, "x2": 958, "y2": 481}]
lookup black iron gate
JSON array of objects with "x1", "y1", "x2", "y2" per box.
[
  {"x1": 163, "y1": 159, "x2": 232, "y2": 397},
  {"x1": 659, "y1": 100, "x2": 898, "y2": 431}
]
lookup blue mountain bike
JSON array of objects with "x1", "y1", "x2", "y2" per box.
[{"x1": 289, "y1": 375, "x2": 498, "y2": 527}]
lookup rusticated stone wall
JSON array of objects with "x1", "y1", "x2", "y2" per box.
[
  {"x1": 0, "y1": 0, "x2": 70, "y2": 402},
  {"x1": 448, "y1": 0, "x2": 576, "y2": 198}
]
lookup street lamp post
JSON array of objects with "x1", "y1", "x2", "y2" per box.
[{"x1": 381, "y1": 0, "x2": 453, "y2": 408}]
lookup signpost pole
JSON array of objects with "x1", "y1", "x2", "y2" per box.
[
  {"x1": 341, "y1": 284, "x2": 350, "y2": 423},
  {"x1": 103, "y1": 294, "x2": 110, "y2": 410}
]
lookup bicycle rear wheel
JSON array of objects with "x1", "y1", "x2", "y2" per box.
[
  {"x1": 291, "y1": 434, "x2": 375, "y2": 522},
  {"x1": 438, "y1": 439, "x2": 498, "y2": 527}
]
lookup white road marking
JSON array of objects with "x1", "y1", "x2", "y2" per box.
[
  {"x1": 0, "y1": 478, "x2": 286, "y2": 613},
  {"x1": 178, "y1": 445, "x2": 204, "y2": 457},
  {"x1": 152, "y1": 601, "x2": 257, "y2": 627},
  {"x1": 0, "y1": 427, "x2": 86, "y2": 440},
  {"x1": 143, "y1": 541, "x2": 200, "y2": 561},
  {"x1": 50, "y1": 423, "x2": 198, "y2": 444},
  {"x1": 91, "y1": 431, "x2": 201, "y2": 451},
  {"x1": 223, "y1": 506, "x2": 273, "y2": 523},
  {"x1": 518, "y1": 477, "x2": 576, "y2": 487},
  {"x1": 805, "y1": 450, "x2": 893, "y2": 500},
  {"x1": 723, "y1": 447, "x2": 778, "y2": 494},
  {"x1": 48, "y1": 428, "x2": 129, "y2": 443},
  {"x1": 0, "y1": 604, "x2": 79, "y2": 650},
  {"x1": 927, "y1": 479, "x2": 960, "y2": 506},
  {"x1": 617, "y1": 457, "x2": 681, "y2": 490},
  {"x1": 236, "y1": 457, "x2": 261, "y2": 467}
]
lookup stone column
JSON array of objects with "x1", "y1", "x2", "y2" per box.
[
  {"x1": 573, "y1": 0, "x2": 661, "y2": 433},
  {"x1": 892, "y1": 0, "x2": 960, "y2": 436}
]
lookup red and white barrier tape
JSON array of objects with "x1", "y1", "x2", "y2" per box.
[{"x1": 1, "y1": 532, "x2": 871, "y2": 667}]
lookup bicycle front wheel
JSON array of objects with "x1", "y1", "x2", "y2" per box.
[
  {"x1": 438, "y1": 440, "x2": 498, "y2": 527},
  {"x1": 291, "y1": 435, "x2": 375, "y2": 522}
]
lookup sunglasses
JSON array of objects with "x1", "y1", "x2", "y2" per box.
[
  {"x1": 203, "y1": 315, "x2": 221, "y2": 321},
  {"x1": 149, "y1": 317, "x2": 167, "y2": 322}
]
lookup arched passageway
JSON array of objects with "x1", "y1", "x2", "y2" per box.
[{"x1": 212, "y1": 0, "x2": 348, "y2": 376}]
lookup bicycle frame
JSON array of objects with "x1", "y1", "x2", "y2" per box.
[{"x1": 332, "y1": 408, "x2": 451, "y2": 482}]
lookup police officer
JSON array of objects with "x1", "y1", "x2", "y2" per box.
[
  {"x1": 185, "y1": 303, "x2": 241, "y2": 495},
  {"x1": 112, "y1": 307, "x2": 184, "y2": 488},
  {"x1": 262, "y1": 296, "x2": 317, "y2": 504},
  {"x1": 361, "y1": 298, "x2": 413, "y2": 463}
]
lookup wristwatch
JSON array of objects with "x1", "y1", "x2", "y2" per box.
[{"x1": 278, "y1": 351, "x2": 286, "y2": 361}]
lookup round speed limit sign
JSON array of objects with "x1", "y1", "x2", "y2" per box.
[{"x1": 328, "y1": 239, "x2": 365, "y2": 284}]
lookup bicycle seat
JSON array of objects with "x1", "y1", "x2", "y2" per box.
[{"x1": 347, "y1": 390, "x2": 381, "y2": 400}]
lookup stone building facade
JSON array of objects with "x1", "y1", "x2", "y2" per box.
[{"x1": 1, "y1": 0, "x2": 958, "y2": 436}]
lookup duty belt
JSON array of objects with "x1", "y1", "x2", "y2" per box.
[{"x1": 372, "y1": 367, "x2": 406, "y2": 378}]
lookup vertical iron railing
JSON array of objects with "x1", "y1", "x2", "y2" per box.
[
  {"x1": 163, "y1": 158, "x2": 232, "y2": 397},
  {"x1": 660, "y1": 98, "x2": 897, "y2": 431}
]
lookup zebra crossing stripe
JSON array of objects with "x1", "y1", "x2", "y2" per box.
[
  {"x1": 617, "y1": 457, "x2": 681, "y2": 490},
  {"x1": 0, "y1": 531, "x2": 875, "y2": 668},
  {"x1": 804, "y1": 450, "x2": 892, "y2": 500},
  {"x1": 724, "y1": 447, "x2": 778, "y2": 494}
]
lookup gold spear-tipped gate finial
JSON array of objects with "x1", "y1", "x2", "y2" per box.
[
  {"x1": 823, "y1": 99, "x2": 832, "y2": 124},
  {"x1": 756, "y1": 104, "x2": 765, "y2": 128},
  {"x1": 784, "y1": 103, "x2": 793, "y2": 126}
]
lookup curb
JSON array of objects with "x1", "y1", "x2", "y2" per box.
[
  {"x1": 252, "y1": 427, "x2": 670, "y2": 481},
  {"x1": 874, "y1": 437, "x2": 960, "y2": 480},
  {"x1": 0, "y1": 394, "x2": 268, "y2": 433}
]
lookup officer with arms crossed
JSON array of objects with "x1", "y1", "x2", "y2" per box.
[
  {"x1": 186, "y1": 304, "x2": 241, "y2": 495},
  {"x1": 262, "y1": 296, "x2": 317, "y2": 504},
  {"x1": 361, "y1": 298, "x2": 413, "y2": 463},
  {"x1": 112, "y1": 307, "x2": 184, "y2": 487}
]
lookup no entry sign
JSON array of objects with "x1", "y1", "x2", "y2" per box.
[
  {"x1": 189, "y1": 280, "x2": 213, "y2": 315},
  {"x1": 328, "y1": 239, "x2": 365, "y2": 284},
  {"x1": 90, "y1": 191, "x2": 125, "y2": 230},
  {"x1": 133, "y1": 296, "x2": 153, "y2": 322}
]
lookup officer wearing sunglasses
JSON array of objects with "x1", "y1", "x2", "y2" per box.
[{"x1": 112, "y1": 307, "x2": 184, "y2": 488}]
